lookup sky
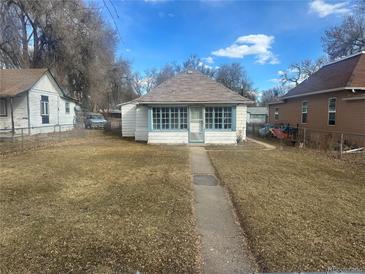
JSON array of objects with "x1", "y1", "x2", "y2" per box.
[{"x1": 99, "y1": 0, "x2": 351, "y2": 91}]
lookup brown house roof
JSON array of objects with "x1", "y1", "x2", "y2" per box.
[
  {"x1": 282, "y1": 51, "x2": 365, "y2": 99},
  {"x1": 136, "y1": 70, "x2": 252, "y2": 104},
  {"x1": 0, "y1": 69, "x2": 49, "y2": 97}
]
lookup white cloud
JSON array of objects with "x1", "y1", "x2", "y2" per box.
[
  {"x1": 125, "y1": 48, "x2": 131, "y2": 52},
  {"x1": 309, "y1": 0, "x2": 350, "y2": 17},
  {"x1": 203, "y1": 56, "x2": 214, "y2": 64},
  {"x1": 198, "y1": 61, "x2": 213, "y2": 70},
  {"x1": 211, "y1": 34, "x2": 279, "y2": 65}
]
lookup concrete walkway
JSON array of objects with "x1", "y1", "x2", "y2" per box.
[{"x1": 190, "y1": 147, "x2": 258, "y2": 274}]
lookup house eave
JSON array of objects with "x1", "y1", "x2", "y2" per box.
[
  {"x1": 137, "y1": 100, "x2": 253, "y2": 105},
  {"x1": 281, "y1": 87, "x2": 365, "y2": 100}
]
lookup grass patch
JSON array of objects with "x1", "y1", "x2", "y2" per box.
[
  {"x1": 0, "y1": 132, "x2": 198, "y2": 273},
  {"x1": 208, "y1": 145, "x2": 365, "y2": 272}
]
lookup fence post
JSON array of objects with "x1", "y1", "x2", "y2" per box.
[
  {"x1": 303, "y1": 128, "x2": 306, "y2": 148},
  {"x1": 59, "y1": 125, "x2": 61, "y2": 141},
  {"x1": 340, "y1": 133, "x2": 344, "y2": 159},
  {"x1": 21, "y1": 128, "x2": 24, "y2": 151}
]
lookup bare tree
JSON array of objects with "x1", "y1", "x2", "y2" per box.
[
  {"x1": 215, "y1": 63, "x2": 255, "y2": 100},
  {"x1": 279, "y1": 57, "x2": 328, "y2": 87},
  {"x1": 0, "y1": 0, "x2": 134, "y2": 111},
  {"x1": 322, "y1": 1, "x2": 365, "y2": 59},
  {"x1": 260, "y1": 87, "x2": 287, "y2": 106}
]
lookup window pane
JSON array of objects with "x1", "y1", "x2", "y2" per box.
[
  {"x1": 152, "y1": 107, "x2": 161, "y2": 130},
  {"x1": 302, "y1": 113, "x2": 308, "y2": 123},
  {"x1": 302, "y1": 102, "x2": 308, "y2": 113},
  {"x1": 180, "y1": 107, "x2": 187, "y2": 129},
  {"x1": 170, "y1": 107, "x2": 179, "y2": 129},
  {"x1": 205, "y1": 107, "x2": 213, "y2": 129},
  {"x1": 214, "y1": 107, "x2": 223, "y2": 129},
  {"x1": 329, "y1": 112, "x2": 336, "y2": 125},
  {"x1": 224, "y1": 107, "x2": 232, "y2": 129},
  {"x1": 0, "y1": 99, "x2": 6, "y2": 115},
  {"x1": 328, "y1": 98, "x2": 336, "y2": 112},
  {"x1": 161, "y1": 108, "x2": 170, "y2": 129}
]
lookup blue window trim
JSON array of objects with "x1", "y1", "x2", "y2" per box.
[
  {"x1": 149, "y1": 105, "x2": 189, "y2": 132},
  {"x1": 148, "y1": 104, "x2": 237, "y2": 132},
  {"x1": 204, "y1": 106, "x2": 236, "y2": 132}
]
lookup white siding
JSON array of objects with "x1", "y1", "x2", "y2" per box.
[
  {"x1": 121, "y1": 103, "x2": 136, "y2": 137},
  {"x1": 148, "y1": 131, "x2": 188, "y2": 144},
  {"x1": 205, "y1": 131, "x2": 237, "y2": 144},
  {"x1": 135, "y1": 105, "x2": 148, "y2": 141},
  {"x1": 0, "y1": 73, "x2": 76, "y2": 134},
  {"x1": 28, "y1": 73, "x2": 75, "y2": 134},
  {"x1": 236, "y1": 104, "x2": 247, "y2": 141},
  {"x1": 0, "y1": 95, "x2": 28, "y2": 132}
]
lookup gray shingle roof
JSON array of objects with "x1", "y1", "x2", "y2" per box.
[
  {"x1": 247, "y1": 107, "x2": 268, "y2": 115},
  {"x1": 136, "y1": 70, "x2": 252, "y2": 104}
]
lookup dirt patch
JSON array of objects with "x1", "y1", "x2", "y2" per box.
[
  {"x1": 208, "y1": 144, "x2": 365, "y2": 272},
  {"x1": 0, "y1": 132, "x2": 198, "y2": 273}
]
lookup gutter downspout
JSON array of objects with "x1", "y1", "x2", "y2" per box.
[
  {"x1": 10, "y1": 97, "x2": 14, "y2": 135},
  {"x1": 27, "y1": 91, "x2": 31, "y2": 134}
]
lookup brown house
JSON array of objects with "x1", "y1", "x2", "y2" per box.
[{"x1": 269, "y1": 52, "x2": 365, "y2": 135}]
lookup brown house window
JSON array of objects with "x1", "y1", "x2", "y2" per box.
[
  {"x1": 274, "y1": 108, "x2": 279, "y2": 121},
  {"x1": 328, "y1": 98, "x2": 336, "y2": 126},
  {"x1": 301, "y1": 101, "x2": 308, "y2": 124},
  {"x1": 0, "y1": 98, "x2": 7, "y2": 116}
]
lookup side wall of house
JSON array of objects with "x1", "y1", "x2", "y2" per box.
[
  {"x1": 0, "y1": 94, "x2": 28, "y2": 131},
  {"x1": 121, "y1": 103, "x2": 136, "y2": 137},
  {"x1": 268, "y1": 90, "x2": 365, "y2": 134},
  {"x1": 28, "y1": 73, "x2": 75, "y2": 134},
  {"x1": 237, "y1": 104, "x2": 247, "y2": 141},
  {"x1": 135, "y1": 105, "x2": 148, "y2": 141}
]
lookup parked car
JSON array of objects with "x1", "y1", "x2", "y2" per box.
[{"x1": 84, "y1": 113, "x2": 107, "y2": 129}]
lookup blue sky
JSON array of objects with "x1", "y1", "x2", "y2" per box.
[{"x1": 99, "y1": 0, "x2": 350, "y2": 91}]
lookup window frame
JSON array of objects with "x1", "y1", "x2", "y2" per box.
[
  {"x1": 151, "y1": 106, "x2": 188, "y2": 131},
  {"x1": 0, "y1": 98, "x2": 7, "y2": 117},
  {"x1": 328, "y1": 97, "x2": 336, "y2": 126},
  {"x1": 40, "y1": 95, "x2": 49, "y2": 124},
  {"x1": 301, "y1": 101, "x2": 308, "y2": 124},
  {"x1": 274, "y1": 108, "x2": 279, "y2": 121},
  {"x1": 205, "y1": 106, "x2": 233, "y2": 131},
  {"x1": 65, "y1": 102, "x2": 70, "y2": 114}
]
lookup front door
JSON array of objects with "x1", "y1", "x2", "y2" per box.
[{"x1": 189, "y1": 107, "x2": 204, "y2": 143}]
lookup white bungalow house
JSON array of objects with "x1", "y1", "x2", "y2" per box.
[
  {"x1": 121, "y1": 70, "x2": 253, "y2": 144},
  {"x1": 0, "y1": 69, "x2": 77, "y2": 135}
]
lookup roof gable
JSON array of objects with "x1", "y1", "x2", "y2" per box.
[
  {"x1": 0, "y1": 68, "x2": 48, "y2": 97},
  {"x1": 282, "y1": 52, "x2": 365, "y2": 99},
  {"x1": 136, "y1": 70, "x2": 252, "y2": 104}
]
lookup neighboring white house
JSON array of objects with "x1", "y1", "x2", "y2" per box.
[
  {"x1": 121, "y1": 70, "x2": 253, "y2": 144},
  {"x1": 247, "y1": 106, "x2": 268, "y2": 124},
  {"x1": 0, "y1": 69, "x2": 77, "y2": 135}
]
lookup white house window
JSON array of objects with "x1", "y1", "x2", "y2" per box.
[
  {"x1": 274, "y1": 108, "x2": 279, "y2": 120},
  {"x1": 65, "y1": 102, "x2": 70, "y2": 114},
  {"x1": 40, "y1": 95, "x2": 49, "y2": 124},
  {"x1": 328, "y1": 98, "x2": 336, "y2": 125},
  {"x1": 0, "y1": 98, "x2": 7, "y2": 116},
  {"x1": 301, "y1": 101, "x2": 308, "y2": 124},
  {"x1": 152, "y1": 107, "x2": 187, "y2": 130},
  {"x1": 205, "y1": 107, "x2": 232, "y2": 130}
]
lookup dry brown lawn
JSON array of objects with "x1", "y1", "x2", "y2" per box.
[
  {"x1": 208, "y1": 143, "x2": 365, "y2": 272},
  {"x1": 0, "y1": 132, "x2": 198, "y2": 273}
]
